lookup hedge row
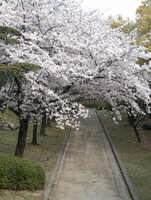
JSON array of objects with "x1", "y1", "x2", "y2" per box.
[{"x1": 0, "y1": 153, "x2": 45, "y2": 190}]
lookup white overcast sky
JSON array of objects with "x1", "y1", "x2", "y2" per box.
[{"x1": 80, "y1": 0, "x2": 143, "y2": 20}]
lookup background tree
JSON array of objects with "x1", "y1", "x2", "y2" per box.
[
  {"x1": 108, "y1": 15, "x2": 136, "y2": 35},
  {"x1": 136, "y1": 0, "x2": 151, "y2": 53},
  {"x1": 106, "y1": 11, "x2": 151, "y2": 142},
  {"x1": 108, "y1": 1, "x2": 151, "y2": 64}
]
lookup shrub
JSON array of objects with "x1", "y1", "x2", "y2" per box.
[{"x1": 0, "y1": 153, "x2": 45, "y2": 190}]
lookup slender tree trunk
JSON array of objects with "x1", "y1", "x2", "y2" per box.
[
  {"x1": 132, "y1": 125, "x2": 141, "y2": 143},
  {"x1": 0, "y1": 105, "x2": 5, "y2": 128},
  {"x1": 15, "y1": 118, "x2": 29, "y2": 158},
  {"x1": 46, "y1": 115, "x2": 51, "y2": 127},
  {"x1": 128, "y1": 113, "x2": 141, "y2": 143},
  {"x1": 40, "y1": 113, "x2": 46, "y2": 135},
  {"x1": 52, "y1": 116, "x2": 55, "y2": 122},
  {"x1": 31, "y1": 119, "x2": 38, "y2": 145}
]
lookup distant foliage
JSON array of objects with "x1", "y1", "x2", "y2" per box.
[
  {"x1": 108, "y1": 15, "x2": 136, "y2": 35},
  {"x1": 0, "y1": 153, "x2": 45, "y2": 190},
  {"x1": 78, "y1": 101, "x2": 112, "y2": 110}
]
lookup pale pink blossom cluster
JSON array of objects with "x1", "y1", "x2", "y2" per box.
[{"x1": 0, "y1": 0, "x2": 151, "y2": 127}]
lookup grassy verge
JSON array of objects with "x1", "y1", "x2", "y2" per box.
[
  {"x1": 0, "y1": 110, "x2": 68, "y2": 200},
  {"x1": 99, "y1": 110, "x2": 151, "y2": 200}
]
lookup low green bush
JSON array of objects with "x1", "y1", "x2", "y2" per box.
[{"x1": 0, "y1": 153, "x2": 45, "y2": 190}]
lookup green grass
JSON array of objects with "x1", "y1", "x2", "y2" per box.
[
  {"x1": 99, "y1": 110, "x2": 151, "y2": 200},
  {"x1": 0, "y1": 110, "x2": 68, "y2": 200}
]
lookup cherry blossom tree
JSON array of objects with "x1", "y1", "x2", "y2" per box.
[
  {"x1": 0, "y1": 30, "x2": 87, "y2": 156},
  {"x1": 0, "y1": 19, "x2": 88, "y2": 157},
  {"x1": 0, "y1": 0, "x2": 151, "y2": 156}
]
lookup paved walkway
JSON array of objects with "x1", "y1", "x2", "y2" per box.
[{"x1": 50, "y1": 110, "x2": 130, "y2": 200}]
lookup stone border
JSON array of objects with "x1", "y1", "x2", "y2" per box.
[
  {"x1": 44, "y1": 128, "x2": 72, "y2": 200},
  {"x1": 96, "y1": 110, "x2": 139, "y2": 200}
]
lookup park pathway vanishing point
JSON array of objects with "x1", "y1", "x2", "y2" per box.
[{"x1": 49, "y1": 109, "x2": 132, "y2": 200}]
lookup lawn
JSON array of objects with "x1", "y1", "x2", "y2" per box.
[
  {"x1": 99, "y1": 110, "x2": 151, "y2": 200},
  {"x1": 0, "y1": 109, "x2": 69, "y2": 200}
]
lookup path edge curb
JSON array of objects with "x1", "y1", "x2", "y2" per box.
[
  {"x1": 96, "y1": 110, "x2": 139, "y2": 200},
  {"x1": 44, "y1": 127, "x2": 72, "y2": 200}
]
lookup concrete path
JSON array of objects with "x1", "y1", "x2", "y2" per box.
[{"x1": 49, "y1": 110, "x2": 128, "y2": 200}]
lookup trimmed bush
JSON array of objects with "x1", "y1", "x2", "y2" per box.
[{"x1": 0, "y1": 153, "x2": 45, "y2": 190}]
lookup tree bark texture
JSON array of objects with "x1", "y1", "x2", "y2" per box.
[
  {"x1": 128, "y1": 113, "x2": 141, "y2": 143},
  {"x1": 46, "y1": 115, "x2": 51, "y2": 127},
  {"x1": 14, "y1": 118, "x2": 29, "y2": 158},
  {"x1": 40, "y1": 113, "x2": 46, "y2": 135},
  {"x1": 132, "y1": 125, "x2": 141, "y2": 143},
  {"x1": 31, "y1": 119, "x2": 38, "y2": 145},
  {"x1": 52, "y1": 116, "x2": 56, "y2": 122}
]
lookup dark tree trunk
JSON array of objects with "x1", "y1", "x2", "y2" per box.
[
  {"x1": 40, "y1": 113, "x2": 46, "y2": 135},
  {"x1": 132, "y1": 125, "x2": 141, "y2": 143},
  {"x1": 46, "y1": 115, "x2": 51, "y2": 127},
  {"x1": 0, "y1": 105, "x2": 5, "y2": 128},
  {"x1": 128, "y1": 113, "x2": 142, "y2": 143},
  {"x1": 52, "y1": 116, "x2": 56, "y2": 122},
  {"x1": 15, "y1": 118, "x2": 29, "y2": 158},
  {"x1": 31, "y1": 119, "x2": 38, "y2": 145}
]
